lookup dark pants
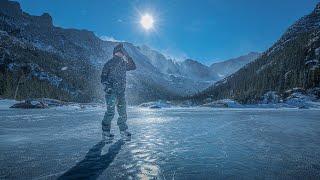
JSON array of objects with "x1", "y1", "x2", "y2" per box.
[{"x1": 102, "y1": 91, "x2": 128, "y2": 132}]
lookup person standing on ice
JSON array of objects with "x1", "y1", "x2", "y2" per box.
[{"x1": 100, "y1": 43, "x2": 136, "y2": 141}]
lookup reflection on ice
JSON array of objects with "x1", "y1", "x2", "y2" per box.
[
  {"x1": 138, "y1": 164, "x2": 160, "y2": 179},
  {"x1": 129, "y1": 110, "x2": 164, "y2": 179}
]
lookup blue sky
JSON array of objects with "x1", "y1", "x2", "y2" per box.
[{"x1": 16, "y1": 0, "x2": 318, "y2": 64}]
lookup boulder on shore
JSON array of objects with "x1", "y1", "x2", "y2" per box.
[
  {"x1": 139, "y1": 100, "x2": 173, "y2": 109},
  {"x1": 10, "y1": 99, "x2": 48, "y2": 109}
]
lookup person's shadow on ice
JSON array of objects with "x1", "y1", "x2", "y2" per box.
[{"x1": 58, "y1": 139, "x2": 125, "y2": 180}]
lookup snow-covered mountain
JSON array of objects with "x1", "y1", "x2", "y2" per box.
[
  {"x1": 210, "y1": 52, "x2": 261, "y2": 77},
  {"x1": 137, "y1": 45, "x2": 219, "y2": 81},
  {"x1": 0, "y1": 0, "x2": 221, "y2": 104},
  {"x1": 0, "y1": 0, "x2": 262, "y2": 104},
  {"x1": 178, "y1": 59, "x2": 219, "y2": 81},
  {"x1": 138, "y1": 45, "x2": 261, "y2": 81},
  {"x1": 137, "y1": 45, "x2": 180, "y2": 75}
]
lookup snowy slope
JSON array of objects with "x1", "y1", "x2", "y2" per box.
[{"x1": 210, "y1": 52, "x2": 261, "y2": 77}]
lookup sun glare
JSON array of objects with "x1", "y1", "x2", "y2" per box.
[{"x1": 140, "y1": 14, "x2": 154, "y2": 30}]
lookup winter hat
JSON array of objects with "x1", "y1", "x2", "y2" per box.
[{"x1": 113, "y1": 43, "x2": 125, "y2": 55}]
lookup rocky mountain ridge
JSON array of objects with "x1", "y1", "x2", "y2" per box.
[{"x1": 192, "y1": 3, "x2": 320, "y2": 104}]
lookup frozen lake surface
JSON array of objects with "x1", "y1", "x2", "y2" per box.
[{"x1": 1, "y1": 105, "x2": 320, "y2": 179}]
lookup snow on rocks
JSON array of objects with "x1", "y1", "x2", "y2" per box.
[
  {"x1": 261, "y1": 91, "x2": 281, "y2": 104},
  {"x1": 3, "y1": 98, "x2": 105, "y2": 110},
  {"x1": 202, "y1": 99, "x2": 243, "y2": 108},
  {"x1": 284, "y1": 91, "x2": 319, "y2": 109},
  {"x1": 61, "y1": 66, "x2": 68, "y2": 71},
  {"x1": 178, "y1": 100, "x2": 195, "y2": 107},
  {"x1": 32, "y1": 41, "x2": 57, "y2": 53},
  {"x1": 305, "y1": 59, "x2": 319, "y2": 71},
  {"x1": 307, "y1": 87, "x2": 320, "y2": 98},
  {"x1": 200, "y1": 88, "x2": 320, "y2": 109},
  {"x1": 37, "y1": 98, "x2": 66, "y2": 107},
  {"x1": 305, "y1": 59, "x2": 319, "y2": 65},
  {"x1": 273, "y1": 88, "x2": 320, "y2": 109},
  {"x1": 9, "y1": 98, "x2": 67, "y2": 109}
]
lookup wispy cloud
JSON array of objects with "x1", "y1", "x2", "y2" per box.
[{"x1": 100, "y1": 36, "x2": 124, "y2": 42}]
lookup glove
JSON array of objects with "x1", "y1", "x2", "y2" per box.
[{"x1": 123, "y1": 50, "x2": 132, "y2": 60}]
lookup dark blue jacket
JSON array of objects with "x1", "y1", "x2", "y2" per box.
[{"x1": 101, "y1": 56, "x2": 136, "y2": 95}]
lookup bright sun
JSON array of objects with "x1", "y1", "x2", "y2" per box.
[{"x1": 140, "y1": 14, "x2": 154, "y2": 30}]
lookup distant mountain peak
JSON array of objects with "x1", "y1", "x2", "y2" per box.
[
  {"x1": 0, "y1": 0, "x2": 53, "y2": 27},
  {"x1": 28, "y1": 12, "x2": 54, "y2": 27},
  {"x1": 40, "y1": 13, "x2": 53, "y2": 24},
  {"x1": 182, "y1": 59, "x2": 211, "y2": 70},
  {"x1": 0, "y1": 0, "x2": 22, "y2": 17},
  {"x1": 184, "y1": 59, "x2": 199, "y2": 64}
]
